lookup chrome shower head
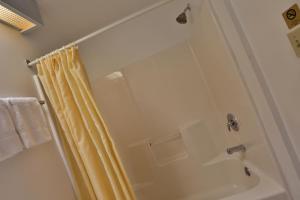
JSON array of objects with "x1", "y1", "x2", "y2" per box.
[
  {"x1": 176, "y1": 4, "x2": 191, "y2": 24},
  {"x1": 176, "y1": 12, "x2": 188, "y2": 24}
]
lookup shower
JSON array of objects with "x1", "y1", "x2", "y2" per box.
[{"x1": 176, "y1": 4, "x2": 191, "y2": 24}]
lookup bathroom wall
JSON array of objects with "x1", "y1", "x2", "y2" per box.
[
  {"x1": 0, "y1": 15, "x2": 75, "y2": 200},
  {"x1": 189, "y1": 0, "x2": 283, "y2": 182},
  {"x1": 229, "y1": 0, "x2": 300, "y2": 168},
  {"x1": 204, "y1": 0, "x2": 300, "y2": 198}
]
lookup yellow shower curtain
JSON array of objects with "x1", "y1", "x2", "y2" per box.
[{"x1": 36, "y1": 46, "x2": 136, "y2": 200}]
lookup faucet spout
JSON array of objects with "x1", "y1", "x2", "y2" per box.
[{"x1": 227, "y1": 144, "x2": 246, "y2": 155}]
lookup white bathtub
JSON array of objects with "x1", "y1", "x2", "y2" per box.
[{"x1": 179, "y1": 158, "x2": 287, "y2": 200}]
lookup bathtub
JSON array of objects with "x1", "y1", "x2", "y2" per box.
[{"x1": 179, "y1": 158, "x2": 287, "y2": 200}]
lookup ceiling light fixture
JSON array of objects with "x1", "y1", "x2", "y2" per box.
[{"x1": 0, "y1": 0, "x2": 43, "y2": 33}]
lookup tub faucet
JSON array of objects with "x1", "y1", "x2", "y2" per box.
[{"x1": 226, "y1": 144, "x2": 246, "y2": 155}]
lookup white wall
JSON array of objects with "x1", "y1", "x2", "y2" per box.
[
  {"x1": 189, "y1": 0, "x2": 283, "y2": 182},
  {"x1": 0, "y1": 16, "x2": 75, "y2": 200},
  {"x1": 209, "y1": 0, "x2": 300, "y2": 198},
  {"x1": 230, "y1": 0, "x2": 300, "y2": 168}
]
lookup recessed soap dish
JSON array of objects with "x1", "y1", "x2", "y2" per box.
[{"x1": 147, "y1": 133, "x2": 188, "y2": 167}]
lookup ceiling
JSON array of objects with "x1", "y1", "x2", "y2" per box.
[{"x1": 25, "y1": 0, "x2": 163, "y2": 56}]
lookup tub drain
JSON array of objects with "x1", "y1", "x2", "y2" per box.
[{"x1": 244, "y1": 167, "x2": 251, "y2": 177}]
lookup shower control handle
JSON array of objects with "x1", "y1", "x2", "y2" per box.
[{"x1": 226, "y1": 113, "x2": 239, "y2": 132}]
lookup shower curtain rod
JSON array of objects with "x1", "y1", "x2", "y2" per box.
[{"x1": 26, "y1": 0, "x2": 174, "y2": 67}]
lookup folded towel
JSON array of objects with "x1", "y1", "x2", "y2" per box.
[
  {"x1": 0, "y1": 100, "x2": 23, "y2": 161},
  {"x1": 8, "y1": 97, "x2": 52, "y2": 148}
]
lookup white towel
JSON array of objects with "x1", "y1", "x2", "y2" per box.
[
  {"x1": 0, "y1": 100, "x2": 23, "y2": 161},
  {"x1": 8, "y1": 97, "x2": 52, "y2": 148}
]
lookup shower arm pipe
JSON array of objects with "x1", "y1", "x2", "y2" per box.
[{"x1": 26, "y1": 0, "x2": 174, "y2": 67}]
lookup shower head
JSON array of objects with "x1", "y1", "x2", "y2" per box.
[{"x1": 176, "y1": 4, "x2": 191, "y2": 24}]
